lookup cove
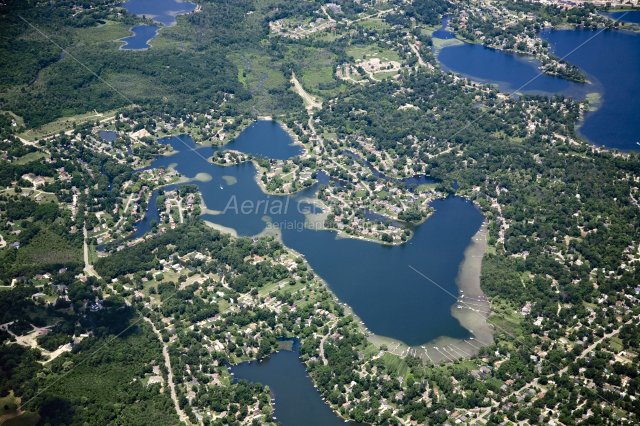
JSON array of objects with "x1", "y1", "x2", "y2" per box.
[
  {"x1": 218, "y1": 120, "x2": 302, "y2": 160},
  {"x1": 119, "y1": 25, "x2": 160, "y2": 50},
  {"x1": 433, "y1": 21, "x2": 594, "y2": 99},
  {"x1": 119, "y1": 0, "x2": 197, "y2": 27},
  {"x1": 540, "y1": 28, "x2": 640, "y2": 150},
  {"x1": 141, "y1": 123, "x2": 488, "y2": 351},
  {"x1": 232, "y1": 339, "x2": 367, "y2": 426}
]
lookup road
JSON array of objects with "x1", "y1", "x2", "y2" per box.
[
  {"x1": 409, "y1": 43, "x2": 434, "y2": 70},
  {"x1": 306, "y1": 117, "x2": 326, "y2": 151},
  {"x1": 346, "y1": 8, "x2": 395, "y2": 25},
  {"x1": 82, "y1": 225, "x2": 99, "y2": 278},
  {"x1": 320, "y1": 6, "x2": 336, "y2": 24},
  {"x1": 319, "y1": 321, "x2": 337, "y2": 365},
  {"x1": 177, "y1": 200, "x2": 184, "y2": 224},
  {"x1": 145, "y1": 318, "x2": 190, "y2": 425},
  {"x1": 291, "y1": 73, "x2": 322, "y2": 110}
]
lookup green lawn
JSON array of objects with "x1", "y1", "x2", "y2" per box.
[
  {"x1": 380, "y1": 352, "x2": 410, "y2": 377},
  {"x1": 33, "y1": 192, "x2": 58, "y2": 204},
  {"x1": 302, "y1": 65, "x2": 335, "y2": 87},
  {"x1": 356, "y1": 17, "x2": 392, "y2": 31},
  {"x1": 4, "y1": 412, "x2": 40, "y2": 426},
  {"x1": 373, "y1": 70, "x2": 400, "y2": 80},
  {"x1": 347, "y1": 45, "x2": 401, "y2": 63},
  {"x1": 13, "y1": 152, "x2": 47, "y2": 165},
  {"x1": 18, "y1": 109, "x2": 121, "y2": 142},
  {"x1": 0, "y1": 392, "x2": 18, "y2": 417},
  {"x1": 73, "y1": 20, "x2": 131, "y2": 44}
]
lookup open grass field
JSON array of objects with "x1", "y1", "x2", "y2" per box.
[
  {"x1": 362, "y1": 342, "x2": 381, "y2": 358},
  {"x1": 257, "y1": 278, "x2": 306, "y2": 299},
  {"x1": 73, "y1": 20, "x2": 132, "y2": 45},
  {"x1": 302, "y1": 65, "x2": 335, "y2": 88},
  {"x1": 355, "y1": 17, "x2": 392, "y2": 31},
  {"x1": 456, "y1": 358, "x2": 482, "y2": 371},
  {"x1": 609, "y1": 336, "x2": 624, "y2": 352},
  {"x1": 18, "y1": 109, "x2": 120, "y2": 141},
  {"x1": 3, "y1": 412, "x2": 40, "y2": 426},
  {"x1": 235, "y1": 51, "x2": 287, "y2": 93},
  {"x1": 373, "y1": 70, "x2": 400, "y2": 80},
  {"x1": 380, "y1": 352, "x2": 410, "y2": 377},
  {"x1": 0, "y1": 393, "x2": 18, "y2": 417},
  {"x1": 13, "y1": 151, "x2": 47, "y2": 165},
  {"x1": 487, "y1": 309, "x2": 524, "y2": 339},
  {"x1": 347, "y1": 45, "x2": 401, "y2": 63},
  {"x1": 16, "y1": 230, "x2": 82, "y2": 267}
]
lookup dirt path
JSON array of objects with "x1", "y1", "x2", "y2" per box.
[
  {"x1": 177, "y1": 201, "x2": 184, "y2": 224},
  {"x1": 291, "y1": 73, "x2": 322, "y2": 110},
  {"x1": 320, "y1": 6, "x2": 336, "y2": 24},
  {"x1": 145, "y1": 318, "x2": 190, "y2": 425},
  {"x1": 83, "y1": 226, "x2": 100, "y2": 278}
]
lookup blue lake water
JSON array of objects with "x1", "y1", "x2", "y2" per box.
[
  {"x1": 542, "y1": 29, "x2": 640, "y2": 150},
  {"x1": 130, "y1": 190, "x2": 162, "y2": 240},
  {"x1": 98, "y1": 130, "x2": 118, "y2": 141},
  {"x1": 600, "y1": 11, "x2": 640, "y2": 24},
  {"x1": 119, "y1": 0, "x2": 197, "y2": 27},
  {"x1": 217, "y1": 120, "x2": 303, "y2": 159},
  {"x1": 436, "y1": 36, "x2": 594, "y2": 99},
  {"x1": 143, "y1": 123, "x2": 485, "y2": 348},
  {"x1": 120, "y1": 25, "x2": 160, "y2": 50},
  {"x1": 434, "y1": 16, "x2": 640, "y2": 150},
  {"x1": 232, "y1": 339, "x2": 367, "y2": 426},
  {"x1": 432, "y1": 15, "x2": 455, "y2": 39}
]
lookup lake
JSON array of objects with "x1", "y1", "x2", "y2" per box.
[
  {"x1": 119, "y1": 25, "x2": 160, "y2": 50},
  {"x1": 98, "y1": 130, "x2": 118, "y2": 142},
  {"x1": 600, "y1": 10, "x2": 640, "y2": 24},
  {"x1": 541, "y1": 28, "x2": 640, "y2": 151},
  {"x1": 232, "y1": 339, "x2": 368, "y2": 426},
  {"x1": 434, "y1": 17, "x2": 640, "y2": 150},
  {"x1": 119, "y1": 0, "x2": 197, "y2": 27},
  {"x1": 137, "y1": 122, "x2": 490, "y2": 355}
]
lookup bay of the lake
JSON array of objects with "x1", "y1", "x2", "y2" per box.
[
  {"x1": 120, "y1": 25, "x2": 160, "y2": 50},
  {"x1": 232, "y1": 339, "x2": 368, "y2": 426}
]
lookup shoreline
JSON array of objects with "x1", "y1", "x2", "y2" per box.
[
  {"x1": 146, "y1": 127, "x2": 494, "y2": 362},
  {"x1": 360, "y1": 219, "x2": 493, "y2": 364}
]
